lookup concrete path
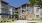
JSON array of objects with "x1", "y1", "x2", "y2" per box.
[
  {"x1": 12, "y1": 20, "x2": 27, "y2": 23},
  {"x1": 12, "y1": 20, "x2": 41, "y2": 23}
]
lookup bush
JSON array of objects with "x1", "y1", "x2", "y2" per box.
[
  {"x1": 4, "y1": 21, "x2": 6, "y2": 22},
  {"x1": 12, "y1": 20, "x2": 14, "y2": 21}
]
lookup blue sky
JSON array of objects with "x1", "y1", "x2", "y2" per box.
[{"x1": 3, "y1": 0, "x2": 30, "y2": 7}]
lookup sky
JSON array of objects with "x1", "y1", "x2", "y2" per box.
[{"x1": 3, "y1": 0, "x2": 30, "y2": 7}]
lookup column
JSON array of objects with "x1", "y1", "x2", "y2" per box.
[
  {"x1": 20, "y1": 6, "x2": 22, "y2": 19},
  {"x1": 0, "y1": 1, "x2": 1, "y2": 13},
  {"x1": 34, "y1": 6, "x2": 36, "y2": 18}
]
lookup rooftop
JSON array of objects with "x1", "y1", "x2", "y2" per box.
[
  {"x1": 21, "y1": 3, "x2": 29, "y2": 7},
  {"x1": 1, "y1": 0, "x2": 8, "y2": 5}
]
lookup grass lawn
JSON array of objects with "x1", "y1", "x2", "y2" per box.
[
  {"x1": 0, "y1": 19, "x2": 15, "y2": 23},
  {"x1": 32, "y1": 18, "x2": 42, "y2": 22},
  {"x1": 0, "y1": 21, "x2": 12, "y2": 23}
]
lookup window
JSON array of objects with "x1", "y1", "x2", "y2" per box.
[
  {"x1": 1, "y1": 15, "x2": 8, "y2": 20},
  {"x1": 9, "y1": 11, "x2": 11, "y2": 14},
  {"x1": 36, "y1": 8, "x2": 39, "y2": 12},
  {"x1": 2, "y1": 10, "x2": 5, "y2": 13},
  {"x1": 29, "y1": 9, "x2": 32, "y2": 14},
  {"x1": 20, "y1": 16, "x2": 21, "y2": 18},
  {"x1": 22, "y1": 10, "x2": 25, "y2": 14},
  {"x1": 41, "y1": 13, "x2": 42, "y2": 15},
  {"x1": 36, "y1": 15, "x2": 39, "y2": 18},
  {"x1": 40, "y1": 17, "x2": 42, "y2": 20}
]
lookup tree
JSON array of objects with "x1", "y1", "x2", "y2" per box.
[
  {"x1": 40, "y1": 0, "x2": 42, "y2": 8},
  {"x1": 29, "y1": 0, "x2": 41, "y2": 7}
]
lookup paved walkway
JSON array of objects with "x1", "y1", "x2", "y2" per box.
[
  {"x1": 12, "y1": 20, "x2": 41, "y2": 23},
  {"x1": 12, "y1": 20, "x2": 27, "y2": 23}
]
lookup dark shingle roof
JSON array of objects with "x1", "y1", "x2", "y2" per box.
[
  {"x1": 21, "y1": 3, "x2": 29, "y2": 7},
  {"x1": 1, "y1": 1, "x2": 8, "y2": 5}
]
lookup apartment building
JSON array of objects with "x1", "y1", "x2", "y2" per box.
[
  {"x1": 18, "y1": 4, "x2": 31, "y2": 19},
  {"x1": 33, "y1": 4, "x2": 41, "y2": 20},
  {"x1": 18, "y1": 4, "x2": 42, "y2": 23},
  {"x1": 27, "y1": 4, "x2": 41, "y2": 21},
  {"x1": 8, "y1": 5, "x2": 15, "y2": 19},
  {"x1": 0, "y1": 0, "x2": 16, "y2": 21},
  {"x1": 18, "y1": 3, "x2": 42, "y2": 20},
  {"x1": 15, "y1": 8, "x2": 18, "y2": 14},
  {"x1": 40, "y1": 7, "x2": 42, "y2": 20},
  {"x1": 0, "y1": 1, "x2": 10, "y2": 20}
]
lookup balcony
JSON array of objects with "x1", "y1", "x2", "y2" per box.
[
  {"x1": 1, "y1": 3, "x2": 9, "y2": 8},
  {"x1": 0, "y1": 10, "x2": 10, "y2": 15},
  {"x1": 22, "y1": 7, "x2": 26, "y2": 10},
  {"x1": 0, "y1": 13, "x2": 10, "y2": 15}
]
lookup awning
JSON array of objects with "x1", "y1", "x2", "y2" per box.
[
  {"x1": 0, "y1": 13, "x2": 10, "y2": 15},
  {"x1": 9, "y1": 14, "x2": 17, "y2": 16}
]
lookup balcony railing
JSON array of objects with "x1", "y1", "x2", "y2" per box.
[
  {"x1": 1, "y1": 4, "x2": 8, "y2": 8},
  {"x1": 0, "y1": 11, "x2": 10, "y2": 15},
  {"x1": 1, "y1": 4, "x2": 12, "y2": 8}
]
